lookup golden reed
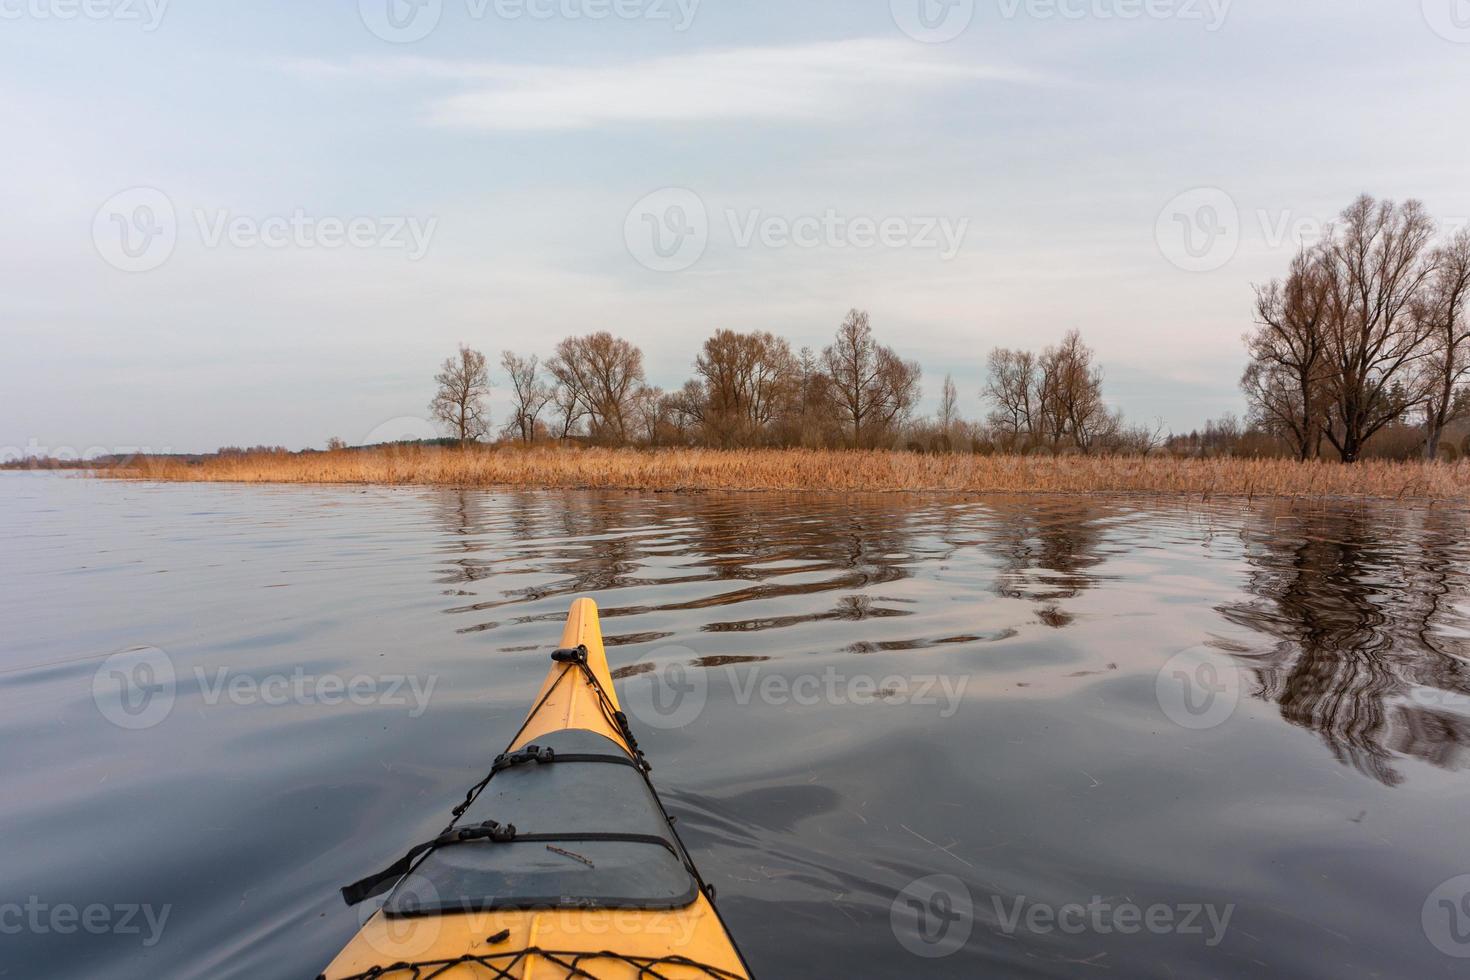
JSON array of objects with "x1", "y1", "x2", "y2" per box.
[{"x1": 100, "y1": 447, "x2": 1470, "y2": 501}]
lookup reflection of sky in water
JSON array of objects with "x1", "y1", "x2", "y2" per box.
[{"x1": 2, "y1": 475, "x2": 1469, "y2": 978}]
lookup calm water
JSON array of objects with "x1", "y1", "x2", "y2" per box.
[{"x1": 3, "y1": 474, "x2": 1470, "y2": 979}]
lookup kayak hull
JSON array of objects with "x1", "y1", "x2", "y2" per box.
[{"x1": 321, "y1": 599, "x2": 750, "y2": 980}]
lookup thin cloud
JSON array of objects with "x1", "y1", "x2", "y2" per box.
[{"x1": 284, "y1": 40, "x2": 1052, "y2": 131}]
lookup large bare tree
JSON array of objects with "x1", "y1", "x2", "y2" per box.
[
  {"x1": 985, "y1": 348, "x2": 1040, "y2": 450},
  {"x1": 1244, "y1": 245, "x2": 1334, "y2": 460},
  {"x1": 500, "y1": 351, "x2": 552, "y2": 445},
  {"x1": 429, "y1": 344, "x2": 491, "y2": 447},
  {"x1": 1045, "y1": 330, "x2": 1114, "y2": 454},
  {"x1": 1416, "y1": 229, "x2": 1470, "y2": 459},
  {"x1": 548, "y1": 333, "x2": 647, "y2": 446},
  {"x1": 822, "y1": 310, "x2": 921, "y2": 448},
  {"x1": 688, "y1": 329, "x2": 799, "y2": 447},
  {"x1": 1319, "y1": 195, "x2": 1437, "y2": 462}
]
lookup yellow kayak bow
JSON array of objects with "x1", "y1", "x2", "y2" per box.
[{"x1": 321, "y1": 599, "x2": 751, "y2": 979}]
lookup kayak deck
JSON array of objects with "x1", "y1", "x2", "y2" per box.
[{"x1": 320, "y1": 599, "x2": 750, "y2": 980}]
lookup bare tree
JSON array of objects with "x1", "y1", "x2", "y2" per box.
[
  {"x1": 1047, "y1": 330, "x2": 1112, "y2": 454},
  {"x1": 1416, "y1": 229, "x2": 1470, "y2": 460},
  {"x1": 1244, "y1": 245, "x2": 1334, "y2": 460},
  {"x1": 689, "y1": 330, "x2": 799, "y2": 447},
  {"x1": 1319, "y1": 195, "x2": 1437, "y2": 462},
  {"x1": 548, "y1": 333, "x2": 646, "y2": 446},
  {"x1": 938, "y1": 374, "x2": 960, "y2": 436},
  {"x1": 822, "y1": 310, "x2": 922, "y2": 448},
  {"x1": 985, "y1": 348, "x2": 1039, "y2": 450},
  {"x1": 1035, "y1": 346, "x2": 1070, "y2": 451},
  {"x1": 500, "y1": 351, "x2": 553, "y2": 445},
  {"x1": 429, "y1": 344, "x2": 491, "y2": 447}
]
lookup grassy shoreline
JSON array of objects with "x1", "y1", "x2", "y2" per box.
[{"x1": 97, "y1": 447, "x2": 1470, "y2": 502}]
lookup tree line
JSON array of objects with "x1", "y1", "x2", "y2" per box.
[
  {"x1": 1242, "y1": 194, "x2": 1470, "y2": 462},
  {"x1": 429, "y1": 310, "x2": 1167, "y2": 455},
  {"x1": 426, "y1": 196, "x2": 1470, "y2": 464}
]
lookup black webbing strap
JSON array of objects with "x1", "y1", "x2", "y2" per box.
[
  {"x1": 450, "y1": 744, "x2": 642, "y2": 822},
  {"x1": 340, "y1": 825, "x2": 683, "y2": 907},
  {"x1": 492, "y1": 745, "x2": 642, "y2": 776},
  {"x1": 342, "y1": 645, "x2": 677, "y2": 908}
]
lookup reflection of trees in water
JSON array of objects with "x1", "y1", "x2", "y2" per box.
[
  {"x1": 430, "y1": 491, "x2": 932, "y2": 632},
  {"x1": 1222, "y1": 506, "x2": 1470, "y2": 786},
  {"x1": 976, "y1": 499, "x2": 1112, "y2": 628}
]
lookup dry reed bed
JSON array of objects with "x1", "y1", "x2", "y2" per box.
[{"x1": 101, "y1": 448, "x2": 1470, "y2": 501}]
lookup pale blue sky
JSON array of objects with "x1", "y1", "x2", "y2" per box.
[{"x1": 3, "y1": 0, "x2": 1469, "y2": 455}]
